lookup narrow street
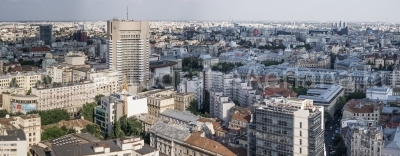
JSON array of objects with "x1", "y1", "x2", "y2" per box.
[{"x1": 325, "y1": 119, "x2": 340, "y2": 156}]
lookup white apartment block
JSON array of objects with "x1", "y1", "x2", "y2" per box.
[
  {"x1": 32, "y1": 82, "x2": 97, "y2": 115},
  {"x1": 233, "y1": 80, "x2": 260, "y2": 107},
  {"x1": 0, "y1": 72, "x2": 41, "y2": 92},
  {"x1": 203, "y1": 69, "x2": 235, "y2": 99},
  {"x1": 209, "y1": 90, "x2": 235, "y2": 122},
  {"x1": 95, "y1": 93, "x2": 148, "y2": 135},
  {"x1": 177, "y1": 76, "x2": 204, "y2": 109},
  {"x1": 107, "y1": 20, "x2": 150, "y2": 88}
]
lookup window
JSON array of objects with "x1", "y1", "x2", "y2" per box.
[
  {"x1": 300, "y1": 131, "x2": 302, "y2": 136},
  {"x1": 300, "y1": 139, "x2": 302, "y2": 145},
  {"x1": 300, "y1": 122, "x2": 302, "y2": 128},
  {"x1": 300, "y1": 147, "x2": 302, "y2": 153}
]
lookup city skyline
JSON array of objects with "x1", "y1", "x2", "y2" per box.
[{"x1": 1, "y1": 0, "x2": 399, "y2": 22}]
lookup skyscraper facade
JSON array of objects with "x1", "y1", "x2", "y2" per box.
[
  {"x1": 248, "y1": 98, "x2": 325, "y2": 156},
  {"x1": 106, "y1": 19, "x2": 150, "y2": 88},
  {"x1": 39, "y1": 25, "x2": 52, "y2": 46}
]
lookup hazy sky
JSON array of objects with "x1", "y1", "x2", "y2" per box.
[{"x1": 1, "y1": 0, "x2": 399, "y2": 22}]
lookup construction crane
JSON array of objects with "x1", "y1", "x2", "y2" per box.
[{"x1": 123, "y1": 74, "x2": 129, "y2": 116}]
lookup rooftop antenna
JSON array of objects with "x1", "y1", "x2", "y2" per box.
[{"x1": 127, "y1": 7, "x2": 128, "y2": 20}]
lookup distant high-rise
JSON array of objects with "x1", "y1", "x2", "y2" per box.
[
  {"x1": 339, "y1": 21, "x2": 342, "y2": 28},
  {"x1": 106, "y1": 19, "x2": 150, "y2": 88},
  {"x1": 39, "y1": 25, "x2": 52, "y2": 46},
  {"x1": 343, "y1": 22, "x2": 346, "y2": 28},
  {"x1": 73, "y1": 30, "x2": 88, "y2": 42},
  {"x1": 248, "y1": 98, "x2": 325, "y2": 156}
]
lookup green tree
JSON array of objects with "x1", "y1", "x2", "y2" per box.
[
  {"x1": 82, "y1": 124, "x2": 102, "y2": 139},
  {"x1": 162, "y1": 75, "x2": 172, "y2": 85},
  {"x1": 119, "y1": 115, "x2": 142, "y2": 136},
  {"x1": 41, "y1": 126, "x2": 67, "y2": 141},
  {"x1": 292, "y1": 86, "x2": 308, "y2": 95},
  {"x1": 0, "y1": 109, "x2": 8, "y2": 118},
  {"x1": 60, "y1": 126, "x2": 76, "y2": 134},
  {"x1": 7, "y1": 66, "x2": 11, "y2": 73},
  {"x1": 42, "y1": 75, "x2": 52, "y2": 85},
  {"x1": 26, "y1": 88, "x2": 31, "y2": 95},
  {"x1": 95, "y1": 94, "x2": 105, "y2": 104},
  {"x1": 324, "y1": 111, "x2": 333, "y2": 123},
  {"x1": 81, "y1": 102, "x2": 97, "y2": 122},
  {"x1": 347, "y1": 92, "x2": 366, "y2": 101},
  {"x1": 28, "y1": 109, "x2": 70, "y2": 125},
  {"x1": 110, "y1": 121, "x2": 125, "y2": 139},
  {"x1": 9, "y1": 78, "x2": 19, "y2": 87},
  {"x1": 184, "y1": 41, "x2": 188, "y2": 45},
  {"x1": 142, "y1": 88, "x2": 149, "y2": 92}
]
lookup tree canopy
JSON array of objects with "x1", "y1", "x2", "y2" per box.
[
  {"x1": 41, "y1": 126, "x2": 76, "y2": 141},
  {"x1": 119, "y1": 115, "x2": 142, "y2": 137},
  {"x1": 211, "y1": 62, "x2": 244, "y2": 73},
  {"x1": 188, "y1": 100, "x2": 210, "y2": 118},
  {"x1": 82, "y1": 124, "x2": 102, "y2": 139},
  {"x1": 81, "y1": 102, "x2": 97, "y2": 122},
  {"x1": 28, "y1": 109, "x2": 70, "y2": 125},
  {"x1": 262, "y1": 60, "x2": 283, "y2": 67},
  {"x1": 162, "y1": 75, "x2": 172, "y2": 85},
  {"x1": 9, "y1": 78, "x2": 19, "y2": 87}
]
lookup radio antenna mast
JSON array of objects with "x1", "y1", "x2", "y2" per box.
[{"x1": 126, "y1": 7, "x2": 128, "y2": 20}]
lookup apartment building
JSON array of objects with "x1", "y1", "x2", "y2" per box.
[
  {"x1": 0, "y1": 114, "x2": 41, "y2": 148},
  {"x1": 138, "y1": 90, "x2": 175, "y2": 118},
  {"x1": 107, "y1": 19, "x2": 150, "y2": 88},
  {"x1": 343, "y1": 119, "x2": 383, "y2": 156},
  {"x1": 342, "y1": 99, "x2": 383, "y2": 124},
  {"x1": 95, "y1": 93, "x2": 147, "y2": 135},
  {"x1": 203, "y1": 69, "x2": 235, "y2": 100},
  {"x1": 233, "y1": 80, "x2": 260, "y2": 107},
  {"x1": 177, "y1": 76, "x2": 204, "y2": 109},
  {"x1": 209, "y1": 90, "x2": 235, "y2": 122},
  {"x1": 248, "y1": 98, "x2": 325, "y2": 156},
  {"x1": 32, "y1": 81, "x2": 96, "y2": 115},
  {"x1": 0, "y1": 72, "x2": 41, "y2": 91},
  {"x1": 173, "y1": 92, "x2": 195, "y2": 111}
]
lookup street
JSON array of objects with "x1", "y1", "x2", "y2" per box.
[{"x1": 325, "y1": 119, "x2": 340, "y2": 156}]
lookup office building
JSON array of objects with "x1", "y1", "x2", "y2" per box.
[
  {"x1": 248, "y1": 98, "x2": 325, "y2": 156},
  {"x1": 39, "y1": 25, "x2": 53, "y2": 46},
  {"x1": 73, "y1": 30, "x2": 88, "y2": 42},
  {"x1": 106, "y1": 19, "x2": 150, "y2": 89},
  {"x1": 138, "y1": 90, "x2": 175, "y2": 118}
]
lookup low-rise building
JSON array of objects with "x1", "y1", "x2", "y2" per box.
[
  {"x1": 49, "y1": 137, "x2": 160, "y2": 156},
  {"x1": 173, "y1": 92, "x2": 195, "y2": 111},
  {"x1": 159, "y1": 108, "x2": 199, "y2": 125},
  {"x1": 342, "y1": 99, "x2": 383, "y2": 124},
  {"x1": 0, "y1": 129, "x2": 27, "y2": 156},
  {"x1": 298, "y1": 84, "x2": 345, "y2": 115}
]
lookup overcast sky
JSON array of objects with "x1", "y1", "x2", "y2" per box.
[{"x1": 1, "y1": 0, "x2": 399, "y2": 22}]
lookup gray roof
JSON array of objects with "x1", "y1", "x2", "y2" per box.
[
  {"x1": 136, "y1": 144, "x2": 157, "y2": 155},
  {"x1": 149, "y1": 121, "x2": 191, "y2": 142},
  {"x1": 160, "y1": 109, "x2": 199, "y2": 123},
  {"x1": 52, "y1": 140, "x2": 121, "y2": 156},
  {"x1": 0, "y1": 129, "x2": 26, "y2": 141}
]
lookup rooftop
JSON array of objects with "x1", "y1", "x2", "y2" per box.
[
  {"x1": 160, "y1": 109, "x2": 199, "y2": 123},
  {"x1": 0, "y1": 129, "x2": 26, "y2": 141},
  {"x1": 149, "y1": 121, "x2": 191, "y2": 142}
]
